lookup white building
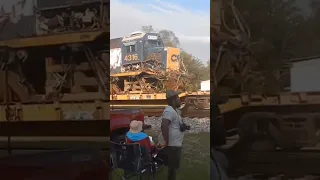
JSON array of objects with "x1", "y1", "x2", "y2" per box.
[
  {"x1": 200, "y1": 80, "x2": 210, "y2": 91},
  {"x1": 289, "y1": 56, "x2": 320, "y2": 92}
]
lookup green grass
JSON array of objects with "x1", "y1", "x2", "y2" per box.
[{"x1": 112, "y1": 131, "x2": 210, "y2": 180}]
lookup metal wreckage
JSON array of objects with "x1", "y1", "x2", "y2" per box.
[
  {"x1": 0, "y1": 0, "x2": 109, "y2": 103},
  {"x1": 0, "y1": 0, "x2": 110, "y2": 122},
  {"x1": 0, "y1": 1, "x2": 111, "y2": 178},
  {"x1": 212, "y1": 0, "x2": 266, "y2": 94}
]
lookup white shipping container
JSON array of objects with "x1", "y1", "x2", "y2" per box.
[
  {"x1": 200, "y1": 80, "x2": 210, "y2": 91},
  {"x1": 110, "y1": 48, "x2": 122, "y2": 70},
  {"x1": 290, "y1": 58, "x2": 320, "y2": 92}
]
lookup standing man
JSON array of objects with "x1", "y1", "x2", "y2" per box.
[{"x1": 160, "y1": 90, "x2": 185, "y2": 180}]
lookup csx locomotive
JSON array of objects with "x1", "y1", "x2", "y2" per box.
[{"x1": 110, "y1": 31, "x2": 184, "y2": 93}]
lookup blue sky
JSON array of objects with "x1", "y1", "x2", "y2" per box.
[
  {"x1": 117, "y1": 0, "x2": 210, "y2": 14},
  {"x1": 111, "y1": 0, "x2": 210, "y2": 62},
  {"x1": 159, "y1": 0, "x2": 209, "y2": 12}
]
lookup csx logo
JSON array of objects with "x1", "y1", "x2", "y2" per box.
[{"x1": 171, "y1": 54, "x2": 180, "y2": 62}]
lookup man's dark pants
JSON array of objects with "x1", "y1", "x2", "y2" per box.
[{"x1": 158, "y1": 146, "x2": 182, "y2": 180}]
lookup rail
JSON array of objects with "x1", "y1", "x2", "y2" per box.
[{"x1": 110, "y1": 99, "x2": 210, "y2": 117}]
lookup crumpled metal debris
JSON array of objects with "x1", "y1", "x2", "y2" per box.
[{"x1": 36, "y1": 3, "x2": 106, "y2": 35}]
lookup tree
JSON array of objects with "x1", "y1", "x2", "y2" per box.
[
  {"x1": 141, "y1": 25, "x2": 180, "y2": 47},
  {"x1": 233, "y1": 0, "x2": 303, "y2": 65},
  {"x1": 214, "y1": 0, "x2": 311, "y2": 93},
  {"x1": 158, "y1": 30, "x2": 180, "y2": 48},
  {"x1": 141, "y1": 25, "x2": 209, "y2": 90},
  {"x1": 141, "y1": 25, "x2": 154, "y2": 33},
  {"x1": 180, "y1": 51, "x2": 210, "y2": 90},
  {"x1": 236, "y1": 0, "x2": 320, "y2": 92}
]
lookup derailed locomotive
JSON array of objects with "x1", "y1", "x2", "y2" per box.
[{"x1": 110, "y1": 31, "x2": 189, "y2": 94}]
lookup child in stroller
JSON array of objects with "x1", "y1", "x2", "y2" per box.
[
  {"x1": 125, "y1": 120, "x2": 164, "y2": 169},
  {"x1": 125, "y1": 120, "x2": 161, "y2": 153}
]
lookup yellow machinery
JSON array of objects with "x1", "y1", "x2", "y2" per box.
[{"x1": 0, "y1": 0, "x2": 109, "y2": 138}]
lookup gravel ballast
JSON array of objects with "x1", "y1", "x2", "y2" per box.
[{"x1": 144, "y1": 116, "x2": 210, "y2": 133}]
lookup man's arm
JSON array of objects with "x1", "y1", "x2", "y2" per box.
[{"x1": 161, "y1": 118, "x2": 171, "y2": 145}]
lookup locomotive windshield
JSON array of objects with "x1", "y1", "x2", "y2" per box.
[
  {"x1": 145, "y1": 40, "x2": 163, "y2": 48},
  {"x1": 123, "y1": 40, "x2": 137, "y2": 53}
]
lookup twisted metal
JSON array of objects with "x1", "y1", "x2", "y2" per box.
[{"x1": 211, "y1": 0, "x2": 264, "y2": 93}]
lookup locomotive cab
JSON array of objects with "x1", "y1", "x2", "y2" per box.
[{"x1": 120, "y1": 32, "x2": 166, "y2": 73}]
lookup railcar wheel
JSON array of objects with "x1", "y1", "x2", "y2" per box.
[{"x1": 237, "y1": 112, "x2": 278, "y2": 151}]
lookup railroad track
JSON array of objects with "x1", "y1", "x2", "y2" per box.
[
  {"x1": 110, "y1": 100, "x2": 210, "y2": 118},
  {"x1": 229, "y1": 150, "x2": 320, "y2": 179}
]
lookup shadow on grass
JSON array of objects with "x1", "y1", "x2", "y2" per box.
[{"x1": 111, "y1": 132, "x2": 210, "y2": 180}]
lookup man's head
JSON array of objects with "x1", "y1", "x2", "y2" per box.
[{"x1": 166, "y1": 90, "x2": 181, "y2": 108}]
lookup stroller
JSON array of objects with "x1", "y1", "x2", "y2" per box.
[{"x1": 110, "y1": 137, "x2": 164, "y2": 180}]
